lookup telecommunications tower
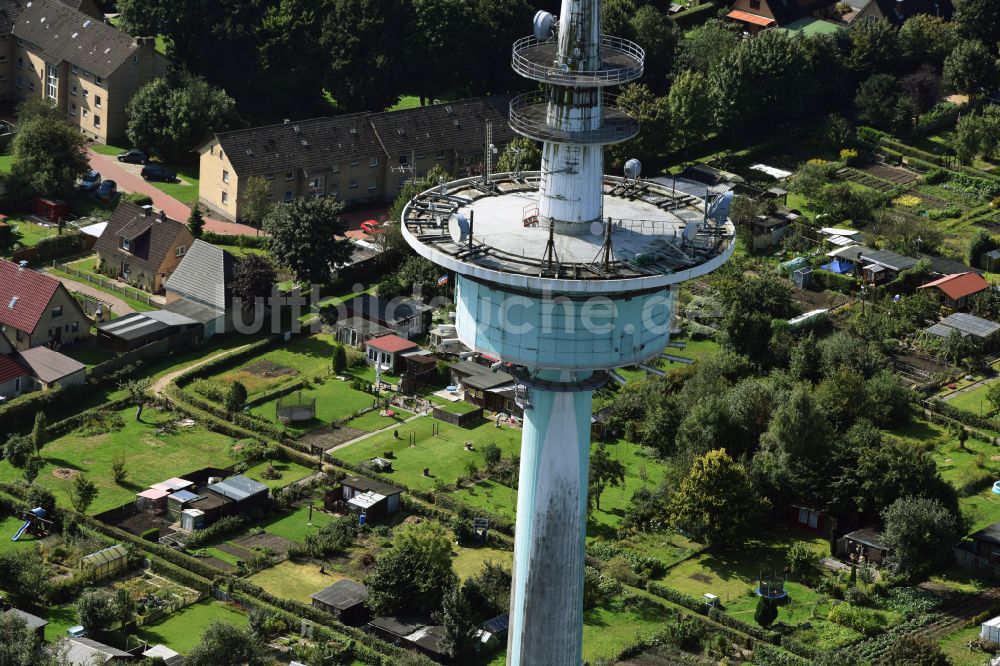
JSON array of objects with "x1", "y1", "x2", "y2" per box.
[{"x1": 400, "y1": 0, "x2": 735, "y2": 662}]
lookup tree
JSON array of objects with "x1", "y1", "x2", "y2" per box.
[
  {"x1": 111, "y1": 453, "x2": 128, "y2": 485},
  {"x1": 954, "y1": 108, "x2": 1000, "y2": 164},
  {"x1": 187, "y1": 205, "x2": 205, "y2": 239},
  {"x1": 898, "y1": 14, "x2": 957, "y2": 66},
  {"x1": 969, "y1": 229, "x2": 1000, "y2": 270},
  {"x1": 333, "y1": 343, "x2": 348, "y2": 373},
  {"x1": 851, "y1": 441, "x2": 959, "y2": 517},
  {"x1": 239, "y1": 175, "x2": 273, "y2": 227},
  {"x1": 668, "y1": 69, "x2": 713, "y2": 156},
  {"x1": 754, "y1": 596, "x2": 778, "y2": 628},
  {"x1": 77, "y1": 589, "x2": 120, "y2": 638},
  {"x1": 126, "y1": 72, "x2": 239, "y2": 162},
  {"x1": 848, "y1": 16, "x2": 900, "y2": 75},
  {"x1": 589, "y1": 444, "x2": 626, "y2": 512},
  {"x1": 69, "y1": 474, "x2": 98, "y2": 514},
  {"x1": 0, "y1": 550, "x2": 51, "y2": 602},
  {"x1": 606, "y1": 83, "x2": 671, "y2": 171},
  {"x1": 0, "y1": 611, "x2": 39, "y2": 666},
  {"x1": 30, "y1": 411, "x2": 47, "y2": 455},
  {"x1": 943, "y1": 40, "x2": 1000, "y2": 96},
  {"x1": 882, "y1": 497, "x2": 961, "y2": 580},
  {"x1": 3, "y1": 434, "x2": 34, "y2": 468},
  {"x1": 482, "y1": 442, "x2": 502, "y2": 473},
  {"x1": 901, "y1": 64, "x2": 944, "y2": 114},
  {"x1": 120, "y1": 377, "x2": 151, "y2": 421},
  {"x1": 27, "y1": 486, "x2": 56, "y2": 516},
  {"x1": 952, "y1": 0, "x2": 1000, "y2": 49},
  {"x1": 263, "y1": 196, "x2": 351, "y2": 283},
  {"x1": 231, "y1": 254, "x2": 277, "y2": 313},
  {"x1": 855, "y1": 74, "x2": 904, "y2": 132},
  {"x1": 22, "y1": 456, "x2": 42, "y2": 485},
  {"x1": 676, "y1": 20, "x2": 740, "y2": 74},
  {"x1": 225, "y1": 381, "x2": 248, "y2": 414},
  {"x1": 433, "y1": 582, "x2": 478, "y2": 659},
  {"x1": 882, "y1": 635, "x2": 951, "y2": 666},
  {"x1": 462, "y1": 560, "x2": 512, "y2": 619},
  {"x1": 789, "y1": 334, "x2": 822, "y2": 383},
  {"x1": 786, "y1": 542, "x2": 821, "y2": 583},
  {"x1": 988, "y1": 381, "x2": 1000, "y2": 413},
  {"x1": 9, "y1": 99, "x2": 89, "y2": 198},
  {"x1": 366, "y1": 521, "x2": 457, "y2": 615},
  {"x1": 629, "y1": 5, "x2": 679, "y2": 93},
  {"x1": 496, "y1": 137, "x2": 540, "y2": 174},
  {"x1": 669, "y1": 449, "x2": 767, "y2": 546},
  {"x1": 185, "y1": 622, "x2": 269, "y2": 666}
]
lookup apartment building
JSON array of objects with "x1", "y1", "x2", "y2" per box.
[
  {"x1": 196, "y1": 97, "x2": 513, "y2": 223},
  {"x1": 1, "y1": 0, "x2": 168, "y2": 143}
]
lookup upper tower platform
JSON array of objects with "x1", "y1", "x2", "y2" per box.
[{"x1": 511, "y1": 34, "x2": 644, "y2": 87}]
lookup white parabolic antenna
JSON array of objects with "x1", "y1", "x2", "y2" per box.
[
  {"x1": 624, "y1": 158, "x2": 641, "y2": 180},
  {"x1": 448, "y1": 213, "x2": 470, "y2": 243},
  {"x1": 682, "y1": 221, "x2": 699, "y2": 242},
  {"x1": 533, "y1": 10, "x2": 555, "y2": 40}
]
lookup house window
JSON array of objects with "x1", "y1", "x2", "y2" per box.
[
  {"x1": 83, "y1": 89, "x2": 88, "y2": 99},
  {"x1": 369, "y1": 156, "x2": 378, "y2": 167},
  {"x1": 209, "y1": 146, "x2": 214, "y2": 156},
  {"x1": 70, "y1": 103, "x2": 76, "y2": 115},
  {"x1": 51, "y1": 305, "x2": 62, "y2": 318},
  {"x1": 749, "y1": 0, "x2": 760, "y2": 7},
  {"x1": 71, "y1": 65, "x2": 77, "y2": 74},
  {"x1": 120, "y1": 237, "x2": 130, "y2": 251},
  {"x1": 71, "y1": 84, "x2": 77, "y2": 95},
  {"x1": 94, "y1": 94, "x2": 101, "y2": 108},
  {"x1": 284, "y1": 190, "x2": 293, "y2": 202},
  {"x1": 398, "y1": 155, "x2": 408, "y2": 166},
  {"x1": 368, "y1": 179, "x2": 377, "y2": 192},
  {"x1": 15, "y1": 76, "x2": 21, "y2": 89},
  {"x1": 265, "y1": 172, "x2": 274, "y2": 180},
  {"x1": 82, "y1": 108, "x2": 88, "y2": 118},
  {"x1": 93, "y1": 114, "x2": 100, "y2": 128},
  {"x1": 219, "y1": 151, "x2": 223, "y2": 160},
  {"x1": 349, "y1": 179, "x2": 358, "y2": 189},
  {"x1": 16, "y1": 38, "x2": 22, "y2": 46},
  {"x1": 27, "y1": 81, "x2": 33, "y2": 91},
  {"x1": 415, "y1": 152, "x2": 426, "y2": 160},
  {"x1": 94, "y1": 75, "x2": 102, "y2": 86},
  {"x1": 175, "y1": 246, "x2": 186, "y2": 257},
  {"x1": 350, "y1": 159, "x2": 359, "y2": 167},
  {"x1": 436, "y1": 150, "x2": 446, "y2": 160},
  {"x1": 0, "y1": 55, "x2": 7, "y2": 63},
  {"x1": 132, "y1": 55, "x2": 138, "y2": 65},
  {"x1": 222, "y1": 169, "x2": 229, "y2": 184},
  {"x1": 330, "y1": 185, "x2": 338, "y2": 197},
  {"x1": 331, "y1": 163, "x2": 340, "y2": 174},
  {"x1": 71, "y1": 322, "x2": 79, "y2": 332},
  {"x1": 46, "y1": 64, "x2": 56, "y2": 99},
  {"x1": 285, "y1": 170, "x2": 294, "y2": 181},
  {"x1": 221, "y1": 191, "x2": 228, "y2": 204}
]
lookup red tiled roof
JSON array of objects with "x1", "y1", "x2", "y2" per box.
[
  {"x1": 726, "y1": 9, "x2": 776, "y2": 26},
  {"x1": 0, "y1": 259, "x2": 61, "y2": 335},
  {"x1": 0, "y1": 353, "x2": 28, "y2": 385},
  {"x1": 367, "y1": 334, "x2": 419, "y2": 354},
  {"x1": 919, "y1": 272, "x2": 990, "y2": 301}
]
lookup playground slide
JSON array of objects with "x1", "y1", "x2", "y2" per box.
[{"x1": 11, "y1": 519, "x2": 31, "y2": 542}]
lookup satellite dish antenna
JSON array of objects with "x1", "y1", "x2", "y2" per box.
[
  {"x1": 624, "y1": 158, "x2": 641, "y2": 181},
  {"x1": 682, "y1": 222, "x2": 699, "y2": 242},
  {"x1": 707, "y1": 191, "x2": 734, "y2": 226},
  {"x1": 533, "y1": 10, "x2": 555, "y2": 40},
  {"x1": 448, "y1": 213, "x2": 470, "y2": 243}
]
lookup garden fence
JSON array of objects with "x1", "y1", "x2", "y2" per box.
[{"x1": 52, "y1": 260, "x2": 156, "y2": 306}]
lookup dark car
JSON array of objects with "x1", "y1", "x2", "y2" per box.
[
  {"x1": 95, "y1": 180, "x2": 118, "y2": 203},
  {"x1": 79, "y1": 170, "x2": 101, "y2": 192},
  {"x1": 117, "y1": 149, "x2": 148, "y2": 164},
  {"x1": 141, "y1": 164, "x2": 177, "y2": 182}
]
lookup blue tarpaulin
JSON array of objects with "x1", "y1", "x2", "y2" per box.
[{"x1": 821, "y1": 259, "x2": 854, "y2": 274}]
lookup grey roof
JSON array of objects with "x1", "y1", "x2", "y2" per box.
[
  {"x1": 369, "y1": 615, "x2": 427, "y2": 637},
  {"x1": 482, "y1": 613, "x2": 509, "y2": 634},
  {"x1": 145, "y1": 309, "x2": 201, "y2": 327},
  {"x1": 164, "y1": 297, "x2": 224, "y2": 325},
  {"x1": 858, "y1": 249, "x2": 919, "y2": 272},
  {"x1": 828, "y1": 245, "x2": 875, "y2": 262},
  {"x1": 13, "y1": 0, "x2": 141, "y2": 79},
  {"x1": 311, "y1": 578, "x2": 369, "y2": 610},
  {"x1": 96, "y1": 203, "x2": 192, "y2": 277},
  {"x1": 369, "y1": 97, "x2": 512, "y2": 160},
  {"x1": 346, "y1": 294, "x2": 432, "y2": 326},
  {"x1": 928, "y1": 312, "x2": 1000, "y2": 340},
  {"x1": 918, "y1": 253, "x2": 984, "y2": 277},
  {"x1": 972, "y1": 522, "x2": 1000, "y2": 546},
  {"x1": 0, "y1": 0, "x2": 20, "y2": 34},
  {"x1": 212, "y1": 114, "x2": 382, "y2": 177},
  {"x1": 62, "y1": 637, "x2": 132, "y2": 664},
  {"x1": 450, "y1": 359, "x2": 490, "y2": 377},
  {"x1": 341, "y1": 475, "x2": 402, "y2": 496},
  {"x1": 843, "y1": 527, "x2": 886, "y2": 550},
  {"x1": 335, "y1": 317, "x2": 393, "y2": 339},
  {"x1": 97, "y1": 311, "x2": 169, "y2": 341},
  {"x1": 464, "y1": 371, "x2": 515, "y2": 391},
  {"x1": 206, "y1": 474, "x2": 268, "y2": 502},
  {"x1": 16, "y1": 346, "x2": 84, "y2": 383},
  {"x1": 165, "y1": 240, "x2": 236, "y2": 311},
  {"x1": 5, "y1": 608, "x2": 47, "y2": 630}
]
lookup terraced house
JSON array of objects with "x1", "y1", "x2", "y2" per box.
[
  {"x1": 0, "y1": 0, "x2": 168, "y2": 142},
  {"x1": 196, "y1": 97, "x2": 513, "y2": 223}
]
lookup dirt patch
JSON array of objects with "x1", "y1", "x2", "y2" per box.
[
  {"x1": 689, "y1": 572, "x2": 713, "y2": 584},
  {"x1": 300, "y1": 425, "x2": 367, "y2": 451},
  {"x1": 894, "y1": 352, "x2": 950, "y2": 376},
  {"x1": 52, "y1": 468, "x2": 78, "y2": 480},
  {"x1": 241, "y1": 360, "x2": 298, "y2": 378},
  {"x1": 114, "y1": 512, "x2": 176, "y2": 538},
  {"x1": 199, "y1": 556, "x2": 236, "y2": 573},
  {"x1": 233, "y1": 533, "x2": 296, "y2": 556},
  {"x1": 215, "y1": 543, "x2": 254, "y2": 559},
  {"x1": 864, "y1": 163, "x2": 920, "y2": 186}
]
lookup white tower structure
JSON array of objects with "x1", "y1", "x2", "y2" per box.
[{"x1": 400, "y1": 0, "x2": 736, "y2": 662}]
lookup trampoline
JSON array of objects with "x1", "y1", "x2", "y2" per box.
[{"x1": 276, "y1": 392, "x2": 317, "y2": 424}]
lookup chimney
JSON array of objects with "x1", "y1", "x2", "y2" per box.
[
  {"x1": 140, "y1": 204, "x2": 152, "y2": 217},
  {"x1": 18, "y1": 260, "x2": 27, "y2": 270},
  {"x1": 158, "y1": 210, "x2": 167, "y2": 223}
]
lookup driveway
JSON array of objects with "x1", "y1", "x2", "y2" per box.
[
  {"x1": 87, "y1": 149, "x2": 261, "y2": 237},
  {"x1": 44, "y1": 272, "x2": 136, "y2": 316}
]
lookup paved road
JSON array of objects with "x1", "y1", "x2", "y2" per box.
[
  {"x1": 45, "y1": 271, "x2": 136, "y2": 316},
  {"x1": 87, "y1": 149, "x2": 261, "y2": 236}
]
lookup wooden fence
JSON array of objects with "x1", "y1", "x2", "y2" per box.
[{"x1": 52, "y1": 260, "x2": 157, "y2": 307}]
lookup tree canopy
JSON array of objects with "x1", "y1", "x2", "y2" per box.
[
  {"x1": 366, "y1": 520, "x2": 457, "y2": 615},
  {"x1": 263, "y1": 196, "x2": 351, "y2": 283},
  {"x1": 9, "y1": 99, "x2": 89, "y2": 198}
]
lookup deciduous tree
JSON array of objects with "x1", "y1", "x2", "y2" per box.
[
  {"x1": 881, "y1": 496, "x2": 960, "y2": 580},
  {"x1": 76, "y1": 589, "x2": 121, "y2": 638},
  {"x1": 120, "y1": 377, "x2": 152, "y2": 421},
  {"x1": 943, "y1": 40, "x2": 1000, "y2": 97},
  {"x1": 366, "y1": 521, "x2": 457, "y2": 615},
  {"x1": 9, "y1": 99, "x2": 88, "y2": 197},
  {"x1": 668, "y1": 69, "x2": 713, "y2": 156},
  {"x1": 952, "y1": 0, "x2": 1000, "y2": 50},
  {"x1": 0, "y1": 611, "x2": 39, "y2": 666},
  {"x1": 231, "y1": 254, "x2": 277, "y2": 313},
  {"x1": 3, "y1": 434, "x2": 34, "y2": 468},
  {"x1": 847, "y1": 16, "x2": 900, "y2": 74},
  {"x1": 589, "y1": 444, "x2": 626, "y2": 512},
  {"x1": 69, "y1": 474, "x2": 98, "y2": 514},
  {"x1": 496, "y1": 137, "x2": 540, "y2": 174},
  {"x1": 185, "y1": 622, "x2": 270, "y2": 666},
  {"x1": 898, "y1": 14, "x2": 957, "y2": 66},
  {"x1": 263, "y1": 196, "x2": 351, "y2": 284},
  {"x1": 434, "y1": 582, "x2": 479, "y2": 659},
  {"x1": 239, "y1": 176, "x2": 274, "y2": 227}
]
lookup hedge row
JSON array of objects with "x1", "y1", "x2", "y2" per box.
[
  {"x1": 173, "y1": 336, "x2": 281, "y2": 387},
  {"x1": 45, "y1": 398, "x2": 133, "y2": 439},
  {"x1": 752, "y1": 643, "x2": 812, "y2": 666},
  {"x1": 146, "y1": 554, "x2": 213, "y2": 596},
  {"x1": 202, "y1": 231, "x2": 267, "y2": 249},
  {"x1": 34, "y1": 232, "x2": 87, "y2": 263},
  {"x1": 399, "y1": 495, "x2": 514, "y2": 550},
  {"x1": 645, "y1": 582, "x2": 784, "y2": 646},
  {"x1": 0, "y1": 386, "x2": 70, "y2": 437},
  {"x1": 670, "y1": 1, "x2": 718, "y2": 29},
  {"x1": 245, "y1": 379, "x2": 307, "y2": 408},
  {"x1": 925, "y1": 399, "x2": 1000, "y2": 438},
  {"x1": 176, "y1": 386, "x2": 288, "y2": 442}
]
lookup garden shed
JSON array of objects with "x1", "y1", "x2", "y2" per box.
[
  {"x1": 982, "y1": 615, "x2": 1000, "y2": 646},
  {"x1": 836, "y1": 527, "x2": 888, "y2": 565},
  {"x1": 79, "y1": 544, "x2": 129, "y2": 580},
  {"x1": 135, "y1": 488, "x2": 169, "y2": 515},
  {"x1": 310, "y1": 579, "x2": 370, "y2": 625},
  {"x1": 925, "y1": 312, "x2": 1000, "y2": 343},
  {"x1": 328, "y1": 475, "x2": 402, "y2": 522}
]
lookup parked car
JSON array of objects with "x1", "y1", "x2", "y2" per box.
[
  {"x1": 78, "y1": 170, "x2": 101, "y2": 192},
  {"x1": 360, "y1": 219, "x2": 383, "y2": 235},
  {"x1": 95, "y1": 180, "x2": 118, "y2": 203},
  {"x1": 140, "y1": 164, "x2": 177, "y2": 182},
  {"x1": 117, "y1": 149, "x2": 148, "y2": 164}
]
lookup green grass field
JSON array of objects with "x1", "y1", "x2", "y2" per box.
[
  {"x1": 59, "y1": 340, "x2": 117, "y2": 369},
  {"x1": 937, "y1": 625, "x2": 987, "y2": 666},
  {"x1": 250, "y1": 382, "x2": 384, "y2": 435},
  {"x1": 243, "y1": 459, "x2": 315, "y2": 489},
  {"x1": 1, "y1": 218, "x2": 60, "y2": 251},
  {"x1": 452, "y1": 545, "x2": 512, "y2": 581},
  {"x1": 147, "y1": 162, "x2": 200, "y2": 206},
  {"x1": 50, "y1": 254, "x2": 159, "y2": 313},
  {"x1": 250, "y1": 559, "x2": 340, "y2": 603},
  {"x1": 946, "y1": 381, "x2": 997, "y2": 416},
  {"x1": 0, "y1": 152, "x2": 14, "y2": 173},
  {"x1": 134, "y1": 600, "x2": 248, "y2": 653},
  {"x1": 335, "y1": 417, "x2": 522, "y2": 491},
  {"x1": 256, "y1": 504, "x2": 337, "y2": 544},
  {"x1": 343, "y1": 408, "x2": 413, "y2": 433},
  {"x1": 0, "y1": 514, "x2": 41, "y2": 552},
  {"x1": 0, "y1": 405, "x2": 235, "y2": 514}
]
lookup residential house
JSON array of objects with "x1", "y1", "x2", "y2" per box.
[
  {"x1": 919, "y1": 272, "x2": 990, "y2": 311},
  {"x1": 16, "y1": 345, "x2": 85, "y2": 389},
  {"x1": 925, "y1": 312, "x2": 1000, "y2": 343},
  {"x1": 365, "y1": 334, "x2": 419, "y2": 374},
  {"x1": 823, "y1": 0, "x2": 953, "y2": 25},
  {"x1": 311, "y1": 579, "x2": 370, "y2": 626},
  {"x1": 57, "y1": 0, "x2": 103, "y2": 19},
  {"x1": 346, "y1": 294, "x2": 433, "y2": 339},
  {"x1": 95, "y1": 203, "x2": 194, "y2": 293},
  {"x1": 836, "y1": 527, "x2": 889, "y2": 565},
  {"x1": 59, "y1": 636, "x2": 134, "y2": 664},
  {"x1": 164, "y1": 239, "x2": 239, "y2": 338},
  {"x1": 726, "y1": 0, "x2": 838, "y2": 32},
  {"x1": 0, "y1": 330, "x2": 30, "y2": 400},
  {"x1": 0, "y1": 259, "x2": 89, "y2": 350},
  {"x1": 8, "y1": 0, "x2": 169, "y2": 142},
  {"x1": 196, "y1": 97, "x2": 513, "y2": 223}
]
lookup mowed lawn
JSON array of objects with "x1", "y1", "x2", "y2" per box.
[
  {"x1": 452, "y1": 544, "x2": 512, "y2": 581},
  {"x1": 243, "y1": 459, "x2": 316, "y2": 489},
  {"x1": 249, "y1": 381, "x2": 382, "y2": 435},
  {"x1": 335, "y1": 417, "x2": 522, "y2": 491},
  {"x1": 946, "y1": 380, "x2": 997, "y2": 415},
  {"x1": 343, "y1": 408, "x2": 413, "y2": 433},
  {"x1": 134, "y1": 600, "x2": 247, "y2": 653},
  {"x1": 0, "y1": 406, "x2": 234, "y2": 514},
  {"x1": 250, "y1": 559, "x2": 341, "y2": 603},
  {"x1": 0, "y1": 514, "x2": 42, "y2": 552},
  {"x1": 256, "y1": 504, "x2": 338, "y2": 544}
]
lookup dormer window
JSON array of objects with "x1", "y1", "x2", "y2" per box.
[
  {"x1": 51, "y1": 305, "x2": 62, "y2": 318},
  {"x1": 120, "y1": 237, "x2": 130, "y2": 251},
  {"x1": 175, "y1": 246, "x2": 186, "y2": 257}
]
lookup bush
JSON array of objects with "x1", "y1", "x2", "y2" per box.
[
  {"x1": 827, "y1": 602, "x2": 885, "y2": 636},
  {"x1": 121, "y1": 192, "x2": 153, "y2": 206},
  {"x1": 140, "y1": 528, "x2": 160, "y2": 542},
  {"x1": 924, "y1": 168, "x2": 949, "y2": 184},
  {"x1": 183, "y1": 515, "x2": 246, "y2": 549},
  {"x1": 35, "y1": 232, "x2": 86, "y2": 262},
  {"x1": 957, "y1": 470, "x2": 994, "y2": 497}
]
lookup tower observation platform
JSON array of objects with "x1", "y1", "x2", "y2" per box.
[{"x1": 400, "y1": 0, "x2": 735, "y2": 663}]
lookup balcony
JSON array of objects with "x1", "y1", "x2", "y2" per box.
[
  {"x1": 511, "y1": 34, "x2": 644, "y2": 87},
  {"x1": 508, "y1": 91, "x2": 640, "y2": 145}
]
